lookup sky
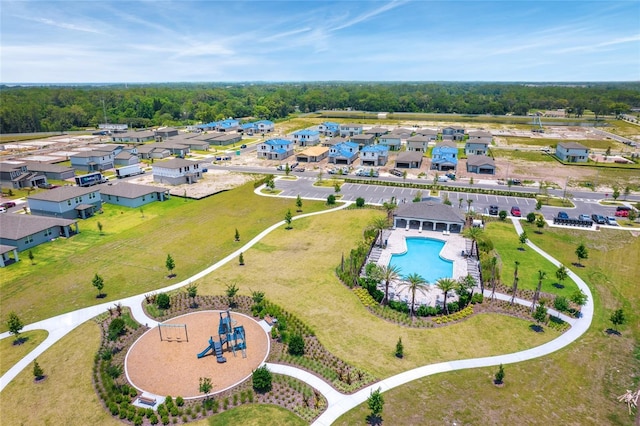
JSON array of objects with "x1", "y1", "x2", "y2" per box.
[{"x1": 1, "y1": 0, "x2": 639, "y2": 83}]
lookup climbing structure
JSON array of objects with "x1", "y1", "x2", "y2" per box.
[{"x1": 197, "y1": 310, "x2": 247, "y2": 361}]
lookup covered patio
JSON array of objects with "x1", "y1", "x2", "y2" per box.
[{"x1": 393, "y1": 201, "x2": 465, "y2": 233}]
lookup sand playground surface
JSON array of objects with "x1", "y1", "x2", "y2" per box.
[{"x1": 125, "y1": 311, "x2": 269, "y2": 398}]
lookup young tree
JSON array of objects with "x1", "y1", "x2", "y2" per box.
[
  {"x1": 494, "y1": 364, "x2": 505, "y2": 385},
  {"x1": 186, "y1": 282, "x2": 198, "y2": 308},
  {"x1": 532, "y1": 302, "x2": 548, "y2": 327},
  {"x1": 33, "y1": 360, "x2": 45, "y2": 381},
  {"x1": 575, "y1": 243, "x2": 589, "y2": 266},
  {"x1": 612, "y1": 187, "x2": 620, "y2": 201},
  {"x1": 367, "y1": 387, "x2": 384, "y2": 420},
  {"x1": 510, "y1": 261, "x2": 520, "y2": 306},
  {"x1": 7, "y1": 312, "x2": 24, "y2": 343},
  {"x1": 239, "y1": 252, "x2": 245, "y2": 265},
  {"x1": 252, "y1": 365, "x2": 272, "y2": 392},
  {"x1": 334, "y1": 182, "x2": 341, "y2": 193},
  {"x1": 327, "y1": 194, "x2": 336, "y2": 205},
  {"x1": 535, "y1": 215, "x2": 546, "y2": 231},
  {"x1": 457, "y1": 273, "x2": 477, "y2": 307},
  {"x1": 97, "y1": 221, "x2": 103, "y2": 235},
  {"x1": 555, "y1": 264, "x2": 568, "y2": 287},
  {"x1": 234, "y1": 228, "x2": 240, "y2": 242},
  {"x1": 531, "y1": 270, "x2": 546, "y2": 313},
  {"x1": 284, "y1": 209, "x2": 293, "y2": 229},
  {"x1": 284, "y1": 163, "x2": 291, "y2": 176},
  {"x1": 553, "y1": 296, "x2": 570, "y2": 314},
  {"x1": 435, "y1": 278, "x2": 457, "y2": 315},
  {"x1": 623, "y1": 186, "x2": 630, "y2": 200},
  {"x1": 28, "y1": 250, "x2": 34, "y2": 265},
  {"x1": 535, "y1": 199, "x2": 542, "y2": 211},
  {"x1": 610, "y1": 309, "x2": 625, "y2": 331},
  {"x1": 395, "y1": 337, "x2": 404, "y2": 358},
  {"x1": 288, "y1": 334, "x2": 305, "y2": 356},
  {"x1": 199, "y1": 377, "x2": 213, "y2": 402},
  {"x1": 570, "y1": 289, "x2": 588, "y2": 308},
  {"x1": 296, "y1": 194, "x2": 303, "y2": 212},
  {"x1": 458, "y1": 198, "x2": 464, "y2": 209},
  {"x1": 92, "y1": 273, "x2": 105, "y2": 298},
  {"x1": 498, "y1": 210, "x2": 507, "y2": 221},
  {"x1": 226, "y1": 282, "x2": 239, "y2": 307},
  {"x1": 355, "y1": 197, "x2": 365, "y2": 208},
  {"x1": 166, "y1": 254, "x2": 175, "y2": 277},
  {"x1": 526, "y1": 212, "x2": 536, "y2": 223},
  {"x1": 469, "y1": 176, "x2": 474, "y2": 186},
  {"x1": 518, "y1": 231, "x2": 528, "y2": 249}
]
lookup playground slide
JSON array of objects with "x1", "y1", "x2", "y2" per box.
[{"x1": 196, "y1": 337, "x2": 215, "y2": 359}]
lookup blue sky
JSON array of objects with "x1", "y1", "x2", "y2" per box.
[{"x1": 1, "y1": 1, "x2": 639, "y2": 83}]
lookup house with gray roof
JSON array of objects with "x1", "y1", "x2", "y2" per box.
[
  {"x1": 364, "y1": 127, "x2": 389, "y2": 137},
  {"x1": 99, "y1": 182, "x2": 169, "y2": 208},
  {"x1": 442, "y1": 126, "x2": 466, "y2": 141},
  {"x1": 406, "y1": 135, "x2": 431, "y2": 152},
  {"x1": 114, "y1": 151, "x2": 140, "y2": 167},
  {"x1": 555, "y1": 142, "x2": 589, "y2": 163},
  {"x1": 464, "y1": 139, "x2": 490, "y2": 156},
  {"x1": 70, "y1": 150, "x2": 115, "y2": 172},
  {"x1": 395, "y1": 151, "x2": 424, "y2": 169},
  {"x1": 339, "y1": 123, "x2": 364, "y2": 137},
  {"x1": 154, "y1": 127, "x2": 179, "y2": 140},
  {"x1": 0, "y1": 163, "x2": 48, "y2": 189},
  {"x1": 415, "y1": 128, "x2": 438, "y2": 140},
  {"x1": 466, "y1": 155, "x2": 496, "y2": 174},
  {"x1": 25, "y1": 162, "x2": 75, "y2": 181},
  {"x1": 351, "y1": 133, "x2": 376, "y2": 148},
  {"x1": 393, "y1": 201, "x2": 465, "y2": 233},
  {"x1": 111, "y1": 130, "x2": 156, "y2": 143},
  {"x1": 136, "y1": 144, "x2": 171, "y2": 160},
  {"x1": 0, "y1": 214, "x2": 78, "y2": 257},
  {"x1": 152, "y1": 158, "x2": 202, "y2": 185},
  {"x1": 379, "y1": 133, "x2": 403, "y2": 151},
  {"x1": 323, "y1": 136, "x2": 348, "y2": 147},
  {"x1": 28, "y1": 186, "x2": 103, "y2": 219}
]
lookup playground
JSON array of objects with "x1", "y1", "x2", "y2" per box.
[{"x1": 124, "y1": 310, "x2": 269, "y2": 398}]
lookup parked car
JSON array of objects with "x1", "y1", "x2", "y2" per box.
[
  {"x1": 606, "y1": 216, "x2": 618, "y2": 226},
  {"x1": 0, "y1": 206, "x2": 6, "y2": 214},
  {"x1": 0, "y1": 201, "x2": 16, "y2": 209},
  {"x1": 615, "y1": 206, "x2": 632, "y2": 217},
  {"x1": 293, "y1": 167, "x2": 305, "y2": 172},
  {"x1": 389, "y1": 168, "x2": 404, "y2": 177},
  {"x1": 509, "y1": 179, "x2": 522, "y2": 185},
  {"x1": 489, "y1": 205, "x2": 499, "y2": 215},
  {"x1": 591, "y1": 214, "x2": 606, "y2": 224},
  {"x1": 557, "y1": 211, "x2": 569, "y2": 219},
  {"x1": 578, "y1": 214, "x2": 591, "y2": 221},
  {"x1": 510, "y1": 206, "x2": 521, "y2": 217},
  {"x1": 240, "y1": 144, "x2": 247, "y2": 149},
  {"x1": 445, "y1": 173, "x2": 456, "y2": 180},
  {"x1": 437, "y1": 175, "x2": 449, "y2": 182}
]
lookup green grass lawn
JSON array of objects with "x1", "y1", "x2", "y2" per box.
[
  {"x1": 208, "y1": 404, "x2": 307, "y2": 426},
  {"x1": 605, "y1": 119, "x2": 640, "y2": 138},
  {"x1": 492, "y1": 149, "x2": 556, "y2": 163},
  {"x1": 0, "y1": 183, "x2": 328, "y2": 330},
  {"x1": 0, "y1": 330, "x2": 48, "y2": 376},
  {"x1": 337, "y1": 226, "x2": 640, "y2": 426},
  {"x1": 501, "y1": 136, "x2": 627, "y2": 151}
]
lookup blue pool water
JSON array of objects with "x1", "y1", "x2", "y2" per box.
[{"x1": 389, "y1": 237, "x2": 453, "y2": 283}]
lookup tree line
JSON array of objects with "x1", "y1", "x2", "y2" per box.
[{"x1": 1, "y1": 81, "x2": 639, "y2": 134}]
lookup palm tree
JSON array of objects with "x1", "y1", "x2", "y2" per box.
[
  {"x1": 463, "y1": 226, "x2": 483, "y2": 258},
  {"x1": 489, "y1": 255, "x2": 498, "y2": 300},
  {"x1": 531, "y1": 270, "x2": 546, "y2": 313},
  {"x1": 382, "y1": 199, "x2": 398, "y2": 224},
  {"x1": 371, "y1": 216, "x2": 389, "y2": 247},
  {"x1": 397, "y1": 273, "x2": 429, "y2": 318},
  {"x1": 379, "y1": 264, "x2": 402, "y2": 305},
  {"x1": 436, "y1": 278, "x2": 457, "y2": 314},
  {"x1": 510, "y1": 260, "x2": 520, "y2": 305},
  {"x1": 466, "y1": 199, "x2": 473, "y2": 213}
]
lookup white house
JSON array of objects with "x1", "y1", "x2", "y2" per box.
[
  {"x1": 152, "y1": 158, "x2": 202, "y2": 185},
  {"x1": 339, "y1": 123, "x2": 364, "y2": 137},
  {"x1": 556, "y1": 142, "x2": 589, "y2": 163},
  {"x1": 257, "y1": 139, "x2": 294, "y2": 161},
  {"x1": 292, "y1": 129, "x2": 320, "y2": 147}
]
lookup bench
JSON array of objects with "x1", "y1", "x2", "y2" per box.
[{"x1": 138, "y1": 394, "x2": 157, "y2": 406}]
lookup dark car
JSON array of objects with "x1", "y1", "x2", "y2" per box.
[
  {"x1": 390, "y1": 168, "x2": 403, "y2": 177},
  {"x1": 489, "y1": 205, "x2": 499, "y2": 215},
  {"x1": 509, "y1": 179, "x2": 522, "y2": 185},
  {"x1": 240, "y1": 144, "x2": 247, "y2": 149},
  {"x1": 0, "y1": 201, "x2": 16, "y2": 209},
  {"x1": 591, "y1": 214, "x2": 606, "y2": 224},
  {"x1": 557, "y1": 211, "x2": 569, "y2": 219},
  {"x1": 510, "y1": 206, "x2": 521, "y2": 217}
]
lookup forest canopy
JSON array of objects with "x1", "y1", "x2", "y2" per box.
[{"x1": 1, "y1": 82, "x2": 639, "y2": 134}]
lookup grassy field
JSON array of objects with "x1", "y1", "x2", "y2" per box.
[
  {"x1": 605, "y1": 119, "x2": 640, "y2": 138},
  {"x1": 492, "y1": 149, "x2": 556, "y2": 163},
  {"x1": 501, "y1": 136, "x2": 627, "y2": 150},
  {"x1": 0, "y1": 321, "x2": 119, "y2": 426},
  {"x1": 0, "y1": 183, "x2": 328, "y2": 330},
  {"x1": 208, "y1": 404, "x2": 306, "y2": 426},
  {"x1": 337, "y1": 226, "x2": 640, "y2": 425},
  {"x1": 0, "y1": 330, "x2": 48, "y2": 376}
]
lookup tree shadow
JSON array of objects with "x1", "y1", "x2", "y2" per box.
[
  {"x1": 517, "y1": 247, "x2": 525, "y2": 251},
  {"x1": 605, "y1": 328, "x2": 621, "y2": 336},
  {"x1": 366, "y1": 414, "x2": 383, "y2": 425},
  {"x1": 529, "y1": 324, "x2": 544, "y2": 333},
  {"x1": 167, "y1": 273, "x2": 176, "y2": 279},
  {"x1": 552, "y1": 283, "x2": 565, "y2": 289},
  {"x1": 12, "y1": 336, "x2": 28, "y2": 346},
  {"x1": 97, "y1": 293, "x2": 107, "y2": 299},
  {"x1": 571, "y1": 262, "x2": 584, "y2": 268}
]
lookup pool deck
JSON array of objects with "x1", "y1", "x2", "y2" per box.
[{"x1": 375, "y1": 228, "x2": 470, "y2": 307}]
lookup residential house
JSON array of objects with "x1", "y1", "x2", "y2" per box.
[
  {"x1": 431, "y1": 141, "x2": 458, "y2": 171},
  {"x1": 395, "y1": 151, "x2": 424, "y2": 169},
  {"x1": 556, "y1": 142, "x2": 589, "y2": 163},
  {"x1": 0, "y1": 214, "x2": 79, "y2": 256},
  {"x1": 25, "y1": 162, "x2": 75, "y2": 181},
  {"x1": 339, "y1": 123, "x2": 364, "y2": 137},
  {"x1": 350, "y1": 133, "x2": 376, "y2": 148},
  {"x1": 464, "y1": 139, "x2": 490, "y2": 156},
  {"x1": 292, "y1": 129, "x2": 320, "y2": 147},
  {"x1": 318, "y1": 121, "x2": 340, "y2": 137},
  {"x1": 466, "y1": 155, "x2": 496, "y2": 174},
  {"x1": 257, "y1": 139, "x2": 294, "y2": 161},
  {"x1": 165, "y1": 135, "x2": 210, "y2": 151},
  {"x1": 378, "y1": 133, "x2": 403, "y2": 151},
  {"x1": 328, "y1": 142, "x2": 359, "y2": 165},
  {"x1": 146, "y1": 142, "x2": 190, "y2": 157},
  {"x1": 255, "y1": 120, "x2": 275, "y2": 133},
  {"x1": 136, "y1": 144, "x2": 171, "y2": 160},
  {"x1": 152, "y1": 158, "x2": 202, "y2": 185},
  {"x1": 360, "y1": 145, "x2": 389, "y2": 167},
  {"x1": 296, "y1": 146, "x2": 329, "y2": 163},
  {"x1": 442, "y1": 126, "x2": 466, "y2": 141},
  {"x1": 364, "y1": 127, "x2": 389, "y2": 137},
  {"x1": 195, "y1": 132, "x2": 242, "y2": 146},
  {"x1": 0, "y1": 163, "x2": 48, "y2": 189},
  {"x1": 406, "y1": 135, "x2": 431, "y2": 152},
  {"x1": 28, "y1": 186, "x2": 102, "y2": 219},
  {"x1": 215, "y1": 119, "x2": 240, "y2": 132},
  {"x1": 154, "y1": 127, "x2": 179, "y2": 140},
  {"x1": 114, "y1": 151, "x2": 140, "y2": 167},
  {"x1": 467, "y1": 130, "x2": 492, "y2": 141},
  {"x1": 415, "y1": 128, "x2": 438, "y2": 141},
  {"x1": 111, "y1": 130, "x2": 156, "y2": 143},
  {"x1": 70, "y1": 150, "x2": 115, "y2": 172},
  {"x1": 323, "y1": 136, "x2": 348, "y2": 147},
  {"x1": 100, "y1": 182, "x2": 169, "y2": 208}
]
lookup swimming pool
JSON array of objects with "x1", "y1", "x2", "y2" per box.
[{"x1": 389, "y1": 237, "x2": 453, "y2": 283}]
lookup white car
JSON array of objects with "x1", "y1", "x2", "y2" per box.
[{"x1": 606, "y1": 216, "x2": 618, "y2": 226}]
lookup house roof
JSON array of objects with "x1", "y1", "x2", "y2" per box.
[
  {"x1": 407, "y1": 135, "x2": 430, "y2": 143},
  {"x1": 99, "y1": 182, "x2": 165, "y2": 199},
  {"x1": 465, "y1": 139, "x2": 490, "y2": 146},
  {"x1": 70, "y1": 151, "x2": 99, "y2": 158},
  {"x1": 340, "y1": 123, "x2": 363, "y2": 128},
  {"x1": 351, "y1": 134, "x2": 376, "y2": 141},
  {"x1": 114, "y1": 152, "x2": 136, "y2": 160},
  {"x1": 0, "y1": 214, "x2": 77, "y2": 240},
  {"x1": 0, "y1": 163, "x2": 24, "y2": 172},
  {"x1": 25, "y1": 163, "x2": 74, "y2": 173},
  {"x1": 396, "y1": 151, "x2": 424, "y2": 162},
  {"x1": 364, "y1": 126, "x2": 389, "y2": 134},
  {"x1": 361, "y1": 144, "x2": 389, "y2": 154},
  {"x1": 116, "y1": 130, "x2": 155, "y2": 139},
  {"x1": 151, "y1": 142, "x2": 189, "y2": 150},
  {"x1": 264, "y1": 138, "x2": 292, "y2": 146},
  {"x1": 28, "y1": 186, "x2": 98, "y2": 202},
  {"x1": 330, "y1": 142, "x2": 359, "y2": 158},
  {"x1": 435, "y1": 141, "x2": 457, "y2": 149},
  {"x1": 468, "y1": 130, "x2": 492, "y2": 138},
  {"x1": 299, "y1": 146, "x2": 329, "y2": 156},
  {"x1": 394, "y1": 201, "x2": 465, "y2": 224},
  {"x1": 152, "y1": 158, "x2": 200, "y2": 170},
  {"x1": 293, "y1": 129, "x2": 319, "y2": 136},
  {"x1": 415, "y1": 128, "x2": 438, "y2": 136},
  {"x1": 325, "y1": 137, "x2": 348, "y2": 146},
  {"x1": 155, "y1": 127, "x2": 178, "y2": 133},
  {"x1": 0, "y1": 244, "x2": 17, "y2": 255},
  {"x1": 466, "y1": 155, "x2": 495, "y2": 167},
  {"x1": 557, "y1": 142, "x2": 588, "y2": 150}
]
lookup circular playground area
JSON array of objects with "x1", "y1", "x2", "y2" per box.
[{"x1": 125, "y1": 310, "x2": 269, "y2": 398}]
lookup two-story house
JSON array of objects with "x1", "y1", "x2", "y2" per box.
[
  {"x1": 442, "y1": 126, "x2": 466, "y2": 141},
  {"x1": 154, "y1": 127, "x2": 179, "y2": 140},
  {"x1": 406, "y1": 135, "x2": 431, "y2": 152},
  {"x1": 257, "y1": 139, "x2": 294, "y2": 161},
  {"x1": 70, "y1": 150, "x2": 116, "y2": 172},
  {"x1": 152, "y1": 158, "x2": 202, "y2": 185},
  {"x1": 464, "y1": 140, "x2": 490, "y2": 156},
  {"x1": 339, "y1": 123, "x2": 364, "y2": 138},
  {"x1": 415, "y1": 128, "x2": 438, "y2": 141},
  {"x1": 350, "y1": 133, "x2": 376, "y2": 148},
  {"x1": 0, "y1": 163, "x2": 48, "y2": 189},
  {"x1": 555, "y1": 142, "x2": 589, "y2": 163},
  {"x1": 328, "y1": 142, "x2": 359, "y2": 165},
  {"x1": 292, "y1": 129, "x2": 320, "y2": 147},
  {"x1": 28, "y1": 186, "x2": 102, "y2": 219},
  {"x1": 378, "y1": 133, "x2": 403, "y2": 151},
  {"x1": 318, "y1": 121, "x2": 340, "y2": 137},
  {"x1": 360, "y1": 145, "x2": 389, "y2": 167},
  {"x1": 431, "y1": 141, "x2": 458, "y2": 171}
]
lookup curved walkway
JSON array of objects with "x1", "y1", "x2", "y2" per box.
[{"x1": 1, "y1": 203, "x2": 594, "y2": 426}]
